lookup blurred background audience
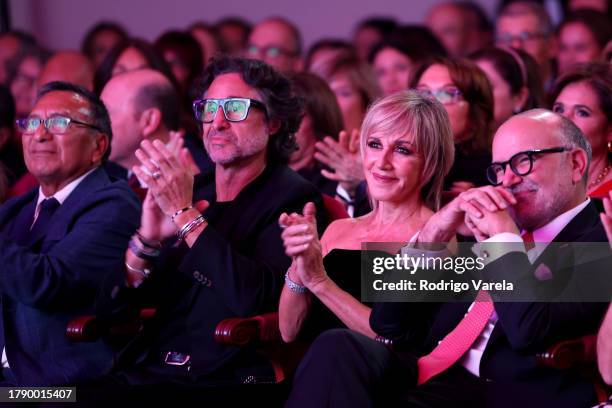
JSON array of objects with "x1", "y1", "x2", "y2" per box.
[
  {"x1": 81, "y1": 21, "x2": 129, "y2": 69},
  {"x1": 550, "y1": 62, "x2": 612, "y2": 198},
  {"x1": 410, "y1": 56, "x2": 494, "y2": 194}
]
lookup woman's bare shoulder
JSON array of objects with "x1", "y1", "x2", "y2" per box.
[{"x1": 321, "y1": 217, "x2": 367, "y2": 253}]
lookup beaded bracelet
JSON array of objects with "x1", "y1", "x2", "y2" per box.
[
  {"x1": 177, "y1": 215, "x2": 206, "y2": 242},
  {"x1": 129, "y1": 237, "x2": 161, "y2": 260},
  {"x1": 135, "y1": 231, "x2": 162, "y2": 249}
]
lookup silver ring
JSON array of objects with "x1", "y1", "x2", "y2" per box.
[{"x1": 152, "y1": 171, "x2": 162, "y2": 180}]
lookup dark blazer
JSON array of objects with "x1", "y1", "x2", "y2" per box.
[
  {"x1": 0, "y1": 166, "x2": 140, "y2": 386},
  {"x1": 372, "y1": 201, "x2": 609, "y2": 407},
  {"x1": 101, "y1": 162, "x2": 326, "y2": 385}
]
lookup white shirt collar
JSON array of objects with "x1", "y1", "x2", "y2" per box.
[
  {"x1": 531, "y1": 198, "x2": 591, "y2": 244},
  {"x1": 523, "y1": 198, "x2": 590, "y2": 261},
  {"x1": 35, "y1": 167, "x2": 98, "y2": 209}
]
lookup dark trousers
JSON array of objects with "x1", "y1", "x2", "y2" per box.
[{"x1": 286, "y1": 328, "x2": 486, "y2": 408}]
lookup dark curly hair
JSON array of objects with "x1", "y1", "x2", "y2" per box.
[{"x1": 198, "y1": 56, "x2": 302, "y2": 164}]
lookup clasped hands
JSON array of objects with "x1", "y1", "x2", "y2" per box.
[
  {"x1": 420, "y1": 185, "x2": 520, "y2": 244},
  {"x1": 132, "y1": 134, "x2": 208, "y2": 242},
  {"x1": 279, "y1": 202, "x2": 327, "y2": 291}
]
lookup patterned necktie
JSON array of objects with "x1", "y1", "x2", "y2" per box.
[
  {"x1": 521, "y1": 230, "x2": 535, "y2": 252},
  {"x1": 417, "y1": 291, "x2": 494, "y2": 385},
  {"x1": 28, "y1": 197, "x2": 61, "y2": 245}
]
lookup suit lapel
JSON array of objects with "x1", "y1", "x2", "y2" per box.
[
  {"x1": 488, "y1": 201, "x2": 604, "y2": 344},
  {"x1": 529, "y1": 201, "x2": 603, "y2": 270},
  {"x1": 0, "y1": 189, "x2": 38, "y2": 245},
  {"x1": 551, "y1": 201, "x2": 603, "y2": 243},
  {"x1": 27, "y1": 167, "x2": 111, "y2": 247}
]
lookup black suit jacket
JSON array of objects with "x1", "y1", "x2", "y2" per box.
[
  {"x1": 100, "y1": 162, "x2": 326, "y2": 385},
  {"x1": 0, "y1": 167, "x2": 140, "y2": 386},
  {"x1": 371, "y1": 201, "x2": 609, "y2": 407}
]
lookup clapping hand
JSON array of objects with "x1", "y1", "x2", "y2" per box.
[
  {"x1": 279, "y1": 202, "x2": 327, "y2": 289},
  {"x1": 133, "y1": 136, "x2": 208, "y2": 241},
  {"x1": 133, "y1": 138, "x2": 194, "y2": 218},
  {"x1": 167, "y1": 130, "x2": 200, "y2": 176},
  {"x1": 315, "y1": 129, "x2": 364, "y2": 195}
]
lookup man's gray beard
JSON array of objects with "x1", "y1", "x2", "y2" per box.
[
  {"x1": 506, "y1": 181, "x2": 569, "y2": 231},
  {"x1": 204, "y1": 131, "x2": 238, "y2": 165}
]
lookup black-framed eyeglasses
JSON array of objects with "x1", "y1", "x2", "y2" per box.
[
  {"x1": 192, "y1": 98, "x2": 267, "y2": 123},
  {"x1": 486, "y1": 147, "x2": 570, "y2": 186},
  {"x1": 16, "y1": 115, "x2": 102, "y2": 135}
]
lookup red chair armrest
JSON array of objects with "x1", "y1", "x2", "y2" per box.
[
  {"x1": 537, "y1": 335, "x2": 597, "y2": 369},
  {"x1": 66, "y1": 315, "x2": 105, "y2": 342},
  {"x1": 214, "y1": 312, "x2": 281, "y2": 346},
  {"x1": 66, "y1": 308, "x2": 157, "y2": 342}
]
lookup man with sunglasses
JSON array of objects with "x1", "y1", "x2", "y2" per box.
[
  {"x1": 286, "y1": 109, "x2": 610, "y2": 407},
  {"x1": 87, "y1": 56, "x2": 324, "y2": 401},
  {"x1": 0, "y1": 81, "x2": 140, "y2": 385}
]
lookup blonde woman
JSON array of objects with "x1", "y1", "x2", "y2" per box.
[{"x1": 279, "y1": 90, "x2": 454, "y2": 341}]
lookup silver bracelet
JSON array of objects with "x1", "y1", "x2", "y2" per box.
[
  {"x1": 172, "y1": 205, "x2": 194, "y2": 222},
  {"x1": 125, "y1": 261, "x2": 151, "y2": 278},
  {"x1": 285, "y1": 271, "x2": 308, "y2": 294},
  {"x1": 177, "y1": 215, "x2": 206, "y2": 242}
]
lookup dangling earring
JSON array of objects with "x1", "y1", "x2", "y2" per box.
[{"x1": 608, "y1": 140, "x2": 612, "y2": 153}]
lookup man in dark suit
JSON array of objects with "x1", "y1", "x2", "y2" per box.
[
  {"x1": 0, "y1": 81, "x2": 140, "y2": 386},
  {"x1": 286, "y1": 109, "x2": 609, "y2": 407},
  {"x1": 86, "y1": 56, "x2": 325, "y2": 401}
]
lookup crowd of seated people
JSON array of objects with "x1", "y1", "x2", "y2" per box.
[{"x1": 0, "y1": 1, "x2": 611, "y2": 406}]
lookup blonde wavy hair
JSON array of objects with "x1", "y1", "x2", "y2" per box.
[{"x1": 360, "y1": 90, "x2": 455, "y2": 210}]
